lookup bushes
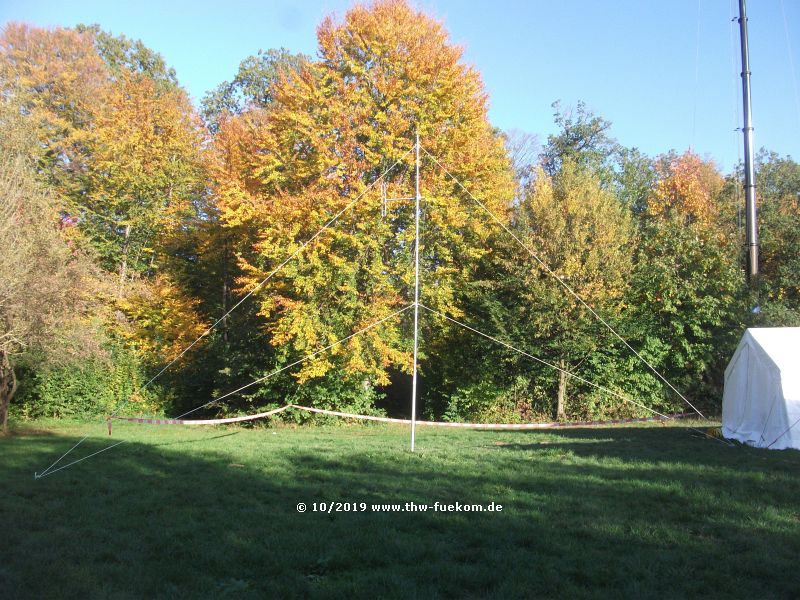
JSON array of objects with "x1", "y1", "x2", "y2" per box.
[
  {"x1": 284, "y1": 372, "x2": 386, "y2": 424},
  {"x1": 14, "y1": 345, "x2": 164, "y2": 419}
]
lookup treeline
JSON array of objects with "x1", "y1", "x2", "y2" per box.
[{"x1": 1, "y1": 0, "x2": 798, "y2": 430}]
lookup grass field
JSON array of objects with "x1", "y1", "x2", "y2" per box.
[{"x1": 2, "y1": 418, "x2": 799, "y2": 599}]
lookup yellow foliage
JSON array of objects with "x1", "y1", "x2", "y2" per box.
[
  {"x1": 0, "y1": 23, "x2": 105, "y2": 155},
  {"x1": 86, "y1": 71, "x2": 203, "y2": 239},
  {"x1": 117, "y1": 276, "x2": 207, "y2": 363},
  {"x1": 521, "y1": 161, "x2": 635, "y2": 306},
  {"x1": 207, "y1": 0, "x2": 515, "y2": 386}
]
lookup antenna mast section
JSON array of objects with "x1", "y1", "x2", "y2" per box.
[
  {"x1": 738, "y1": 0, "x2": 759, "y2": 283},
  {"x1": 410, "y1": 131, "x2": 421, "y2": 451}
]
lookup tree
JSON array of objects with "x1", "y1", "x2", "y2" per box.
[
  {"x1": 201, "y1": 49, "x2": 308, "y2": 132},
  {"x1": 76, "y1": 24, "x2": 180, "y2": 92},
  {"x1": 209, "y1": 0, "x2": 515, "y2": 410},
  {"x1": 1, "y1": 23, "x2": 208, "y2": 418},
  {"x1": 509, "y1": 161, "x2": 635, "y2": 418},
  {"x1": 540, "y1": 100, "x2": 620, "y2": 184},
  {"x1": 615, "y1": 146, "x2": 657, "y2": 214},
  {"x1": 1, "y1": 23, "x2": 203, "y2": 285},
  {"x1": 82, "y1": 71, "x2": 203, "y2": 286},
  {"x1": 0, "y1": 23, "x2": 106, "y2": 196},
  {"x1": 751, "y1": 151, "x2": 800, "y2": 323},
  {"x1": 0, "y1": 152, "x2": 97, "y2": 432},
  {"x1": 626, "y1": 151, "x2": 745, "y2": 409},
  {"x1": 650, "y1": 151, "x2": 725, "y2": 229}
]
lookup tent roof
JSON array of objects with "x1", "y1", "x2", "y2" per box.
[
  {"x1": 737, "y1": 327, "x2": 800, "y2": 407},
  {"x1": 743, "y1": 327, "x2": 800, "y2": 375}
]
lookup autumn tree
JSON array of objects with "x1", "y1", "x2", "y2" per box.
[
  {"x1": 0, "y1": 23, "x2": 203, "y2": 286},
  {"x1": 509, "y1": 162, "x2": 635, "y2": 418},
  {"x1": 208, "y1": 0, "x2": 515, "y2": 411},
  {"x1": 83, "y1": 71, "x2": 203, "y2": 287},
  {"x1": 0, "y1": 23, "x2": 105, "y2": 196},
  {"x1": 1, "y1": 23, "x2": 207, "y2": 417},
  {"x1": 650, "y1": 151, "x2": 726, "y2": 229},
  {"x1": 0, "y1": 148, "x2": 98, "y2": 431}
]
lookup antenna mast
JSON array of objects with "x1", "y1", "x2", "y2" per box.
[
  {"x1": 738, "y1": 0, "x2": 759, "y2": 283},
  {"x1": 410, "y1": 131, "x2": 421, "y2": 451}
]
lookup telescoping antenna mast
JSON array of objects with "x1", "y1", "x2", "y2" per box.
[
  {"x1": 410, "y1": 131, "x2": 421, "y2": 451},
  {"x1": 738, "y1": 0, "x2": 759, "y2": 283}
]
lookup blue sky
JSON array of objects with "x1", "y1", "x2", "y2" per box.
[{"x1": 2, "y1": 0, "x2": 799, "y2": 172}]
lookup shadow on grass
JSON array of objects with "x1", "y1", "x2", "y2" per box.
[
  {"x1": 2, "y1": 425, "x2": 799, "y2": 600},
  {"x1": 150, "y1": 430, "x2": 242, "y2": 447},
  {"x1": 497, "y1": 424, "x2": 798, "y2": 457}
]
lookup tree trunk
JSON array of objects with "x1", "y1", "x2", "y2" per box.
[
  {"x1": 222, "y1": 236, "x2": 229, "y2": 345},
  {"x1": 0, "y1": 350, "x2": 18, "y2": 434},
  {"x1": 118, "y1": 223, "x2": 132, "y2": 296},
  {"x1": 556, "y1": 359, "x2": 567, "y2": 420}
]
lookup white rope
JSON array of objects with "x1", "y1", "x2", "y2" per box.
[
  {"x1": 421, "y1": 146, "x2": 707, "y2": 419},
  {"x1": 113, "y1": 404, "x2": 291, "y2": 426},
  {"x1": 290, "y1": 404, "x2": 687, "y2": 428},
  {"x1": 34, "y1": 441, "x2": 126, "y2": 480}
]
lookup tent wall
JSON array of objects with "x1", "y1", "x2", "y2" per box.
[{"x1": 722, "y1": 328, "x2": 800, "y2": 450}]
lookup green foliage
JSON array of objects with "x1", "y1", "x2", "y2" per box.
[
  {"x1": 540, "y1": 100, "x2": 620, "y2": 185},
  {"x1": 441, "y1": 380, "x2": 513, "y2": 423},
  {"x1": 288, "y1": 372, "x2": 385, "y2": 422},
  {"x1": 754, "y1": 150, "x2": 800, "y2": 313},
  {"x1": 626, "y1": 215, "x2": 745, "y2": 410},
  {"x1": 750, "y1": 301, "x2": 800, "y2": 327},
  {"x1": 576, "y1": 348, "x2": 677, "y2": 418},
  {"x1": 14, "y1": 345, "x2": 163, "y2": 419},
  {"x1": 76, "y1": 24, "x2": 180, "y2": 92},
  {"x1": 200, "y1": 48, "x2": 308, "y2": 132},
  {"x1": 615, "y1": 147, "x2": 657, "y2": 213}
]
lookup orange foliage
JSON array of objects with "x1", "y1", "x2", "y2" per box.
[
  {"x1": 208, "y1": 0, "x2": 515, "y2": 384},
  {"x1": 650, "y1": 151, "x2": 725, "y2": 227},
  {"x1": 0, "y1": 23, "x2": 106, "y2": 186}
]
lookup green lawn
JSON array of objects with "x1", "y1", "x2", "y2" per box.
[{"x1": 2, "y1": 418, "x2": 799, "y2": 599}]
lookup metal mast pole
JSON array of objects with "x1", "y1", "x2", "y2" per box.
[
  {"x1": 410, "y1": 132, "x2": 421, "y2": 452},
  {"x1": 739, "y1": 0, "x2": 759, "y2": 283}
]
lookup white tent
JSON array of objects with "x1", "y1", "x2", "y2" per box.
[{"x1": 722, "y1": 327, "x2": 800, "y2": 450}]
